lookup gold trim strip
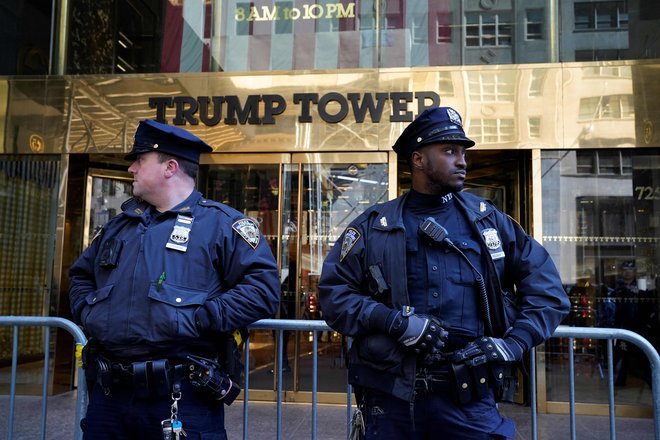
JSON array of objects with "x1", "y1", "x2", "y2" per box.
[
  {"x1": 201, "y1": 153, "x2": 292, "y2": 165},
  {"x1": 292, "y1": 152, "x2": 388, "y2": 164}
]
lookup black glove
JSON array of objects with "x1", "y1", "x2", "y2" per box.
[
  {"x1": 388, "y1": 310, "x2": 448, "y2": 355},
  {"x1": 450, "y1": 336, "x2": 524, "y2": 367}
]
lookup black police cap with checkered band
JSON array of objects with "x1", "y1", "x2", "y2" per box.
[
  {"x1": 125, "y1": 119, "x2": 213, "y2": 165},
  {"x1": 392, "y1": 107, "x2": 475, "y2": 160}
]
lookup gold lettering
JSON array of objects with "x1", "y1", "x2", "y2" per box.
[
  {"x1": 258, "y1": 5, "x2": 278, "y2": 21},
  {"x1": 336, "y1": 3, "x2": 356, "y2": 18},
  {"x1": 235, "y1": 7, "x2": 246, "y2": 21},
  {"x1": 247, "y1": 6, "x2": 259, "y2": 21}
]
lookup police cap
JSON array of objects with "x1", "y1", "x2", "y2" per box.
[
  {"x1": 392, "y1": 107, "x2": 475, "y2": 160},
  {"x1": 621, "y1": 260, "x2": 636, "y2": 270},
  {"x1": 125, "y1": 119, "x2": 213, "y2": 164}
]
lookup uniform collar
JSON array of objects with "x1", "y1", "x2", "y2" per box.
[{"x1": 121, "y1": 191, "x2": 201, "y2": 218}]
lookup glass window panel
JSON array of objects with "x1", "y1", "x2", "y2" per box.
[
  {"x1": 598, "y1": 150, "x2": 622, "y2": 174},
  {"x1": 596, "y1": 3, "x2": 617, "y2": 28},
  {"x1": 436, "y1": 12, "x2": 452, "y2": 43},
  {"x1": 541, "y1": 149, "x2": 659, "y2": 406},
  {"x1": 574, "y1": 3, "x2": 593, "y2": 30},
  {"x1": 275, "y1": 1, "x2": 293, "y2": 34},
  {"x1": 0, "y1": 156, "x2": 60, "y2": 380}
]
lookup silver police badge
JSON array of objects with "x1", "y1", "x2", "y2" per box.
[
  {"x1": 340, "y1": 227, "x2": 361, "y2": 262},
  {"x1": 170, "y1": 226, "x2": 190, "y2": 244},
  {"x1": 233, "y1": 218, "x2": 260, "y2": 249},
  {"x1": 166, "y1": 214, "x2": 194, "y2": 252},
  {"x1": 447, "y1": 107, "x2": 462, "y2": 126},
  {"x1": 482, "y1": 228, "x2": 505, "y2": 260}
]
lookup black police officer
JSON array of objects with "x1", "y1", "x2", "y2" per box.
[
  {"x1": 319, "y1": 107, "x2": 569, "y2": 439},
  {"x1": 69, "y1": 120, "x2": 280, "y2": 439}
]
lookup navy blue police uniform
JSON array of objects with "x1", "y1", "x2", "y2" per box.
[
  {"x1": 69, "y1": 120, "x2": 280, "y2": 439},
  {"x1": 319, "y1": 107, "x2": 569, "y2": 439}
]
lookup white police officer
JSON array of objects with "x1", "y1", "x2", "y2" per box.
[
  {"x1": 69, "y1": 119, "x2": 280, "y2": 439},
  {"x1": 319, "y1": 107, "x2": 569, "y2": 439}
]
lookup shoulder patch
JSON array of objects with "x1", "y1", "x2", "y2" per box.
[
  {"x1": 339, "y1": 227, "x2": 361, "y2": 262},
  {"x1": 232, "y1": 218, "x2": 260, "y2": 249}
]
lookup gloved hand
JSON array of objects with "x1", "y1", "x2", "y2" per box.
[
  {"x1": 450, "y1": 336, "x2": 524, "y2": 367},
  {"x1": 387, "y1": 311, "x2": 448, "y2": 355}
]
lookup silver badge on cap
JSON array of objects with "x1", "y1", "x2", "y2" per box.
[{"x1": 447, "y1": 108, "x2": 462, "y2": 126}]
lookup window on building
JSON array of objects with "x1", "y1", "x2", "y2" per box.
[
  {"x1": 471, "y1": 118, "x2": 515, "y2": 143},
  {"x1": 383, "y1": 0, "x2": 403, "y2": 29},
  {"x1": 575, "y1": 150, "x2": 633, "y2": 175},
  {"x1": 529, "y1": 117, "x2": 541, "y2": 138},
  {"x1": 359, "y1": 7, "x2": 375, "y2": 30},
  {"x1": 412, "y1": 14, "x2": 427, "y2": 44},
  {"x1": 436, "y1": 12, "x2": 452, "y2": 43},
  {"x1": 574, "y1": 1, "x2": 628, "y2": 31},
  {"x1": 276, "y1": 2, "x2": 293, "y2": 34},
  {"x1": 438, "y1": 75, "x2": 454, "y2": 95},
  {"x1": 578, "y1": 95, "x2": 634, "y2": 121},
  {"x1": 467, "y1": 71, "x2": 515, "y2": 102},
  {"x1": 575, "y1": 49, "x2": 625, "y2": 61},
  {"x1": 465, "y1": 12, "x2": 512, "y2": 47},
  {"x1": 236, "y1": 3, "x2": 254, "y2": 36},
  {"x1": 529, "y1": 70, "x2": 545, "y2": 96},
  {"x1": 525, "y1": 9, "x2": 544, "y2": 40}
]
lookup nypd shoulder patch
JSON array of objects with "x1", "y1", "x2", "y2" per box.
[
  {"x1": 233, "y1": 218, "x2": 260, "y2": 249},
  {"x1": 340, "y1": 227, "x2": 361, "y2": 262}
]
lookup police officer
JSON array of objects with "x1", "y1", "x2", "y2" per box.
[
  {"x1": 318, "y1": 107, "x2": 569, "y2": 439},
  {"x1": 69, "y1": 120, "x2": 280, "y2": 439}
]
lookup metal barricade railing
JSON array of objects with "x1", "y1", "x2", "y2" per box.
[
  {"x1": 244, "y1": 321, "x2": 660, "y2": 440},
  {"x1": 532, "y1": 326, "x2": 660, "y2": 440},
  {"x1": 1, "y1": 318, "x2": 659, "y2": 440},
  {"x1": 0, "y1": 316, "x2": 87, "y2": 440},
  {"x1": 245, "y1": 319, "x2": 349, "y2": 440}
]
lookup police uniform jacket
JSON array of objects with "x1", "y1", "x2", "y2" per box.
[
  {"x1": 318, "y1": 191, "x2": 569, "y2": 402},
  {"x1": 69, "y1": 190, "x2": 280, "y2": 361}
]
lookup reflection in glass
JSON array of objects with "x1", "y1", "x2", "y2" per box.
[
  {"x1": 204, "y1": 164, "x2": 281, "y2": 390},
  {"x1": 541, "y1": 149, "x2": 659, "y2": 406}
]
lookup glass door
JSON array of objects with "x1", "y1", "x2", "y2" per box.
[
  {"x1": 201, "y1": 152, "x2": 390, "y2": 401},
  {"x1": 285, "y1": 153, "x2": 390, "y2": 397},
  {"x1": 200, "y1": 154, "x2": 285, "y2": 399}
]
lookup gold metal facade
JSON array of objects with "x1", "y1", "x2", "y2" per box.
[{"x1": 2, "y1": 61, "x2": 659, "y2": 157}]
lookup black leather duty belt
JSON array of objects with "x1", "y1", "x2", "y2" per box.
[
  {"x1": 93, "y1": 357, "x2": 189, "y2": 398},
  {"x1": 414, "y1": 369, "x2": 452, "y2": 394}
]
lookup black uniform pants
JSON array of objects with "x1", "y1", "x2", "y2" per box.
[
  {"x1": 362, "y1": 388, "x2": 515, "y2": 440},
  {"x1": 82, "y1": 380, "x2": 226, "y2": 440}
]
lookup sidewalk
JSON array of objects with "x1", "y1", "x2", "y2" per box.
[{"x1": 0, "y1": 391, "x2": 655, "y2": 439}]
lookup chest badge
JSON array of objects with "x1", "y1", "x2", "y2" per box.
[
  {"x1": 482, "y1": 228, "x2": 505, "y2": 260},
  {"x1": 340, "y1": 227, "x2": 361, "y2": 262},
  {"x1": 166, "y1": 214, "x2": 194, "y2": 252},
  {"x1": 233, "y1": 218, "x2": 260, "y2": 249}
]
